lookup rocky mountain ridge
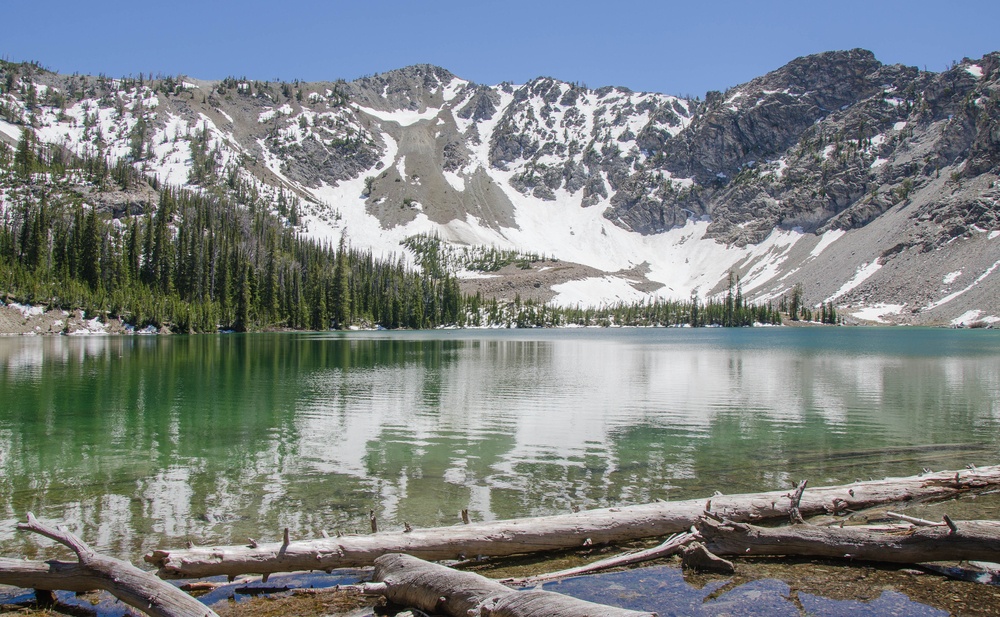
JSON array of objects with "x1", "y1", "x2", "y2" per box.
[{"x1": 1, "y1": 49, "x2": 998, "y2": 325}]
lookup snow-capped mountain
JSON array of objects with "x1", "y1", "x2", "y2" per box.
[{"x1": 1, "y1": 49, "x2": 999, "y2": 325}]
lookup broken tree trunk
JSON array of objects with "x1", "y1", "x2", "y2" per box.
[
  {"x1": 366, "y1": 553, "x2": 654, "y2": 617},
  {"x1": 145, "y1": 465, "x2": 1000, "y2": 579},
  {"x1": 698, "y1": 518, "x2": 1000, "y2": 564},
  {"x1": 503, "y1": 531, "x2": 696, "y2": 586},
  {"x1": 0, "y1": 514, "x2": 216, "y2": 617}
]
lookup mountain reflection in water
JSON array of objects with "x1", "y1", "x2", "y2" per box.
[{"x1": 1, "y1": 328, "x2": 998, "y2": 563}]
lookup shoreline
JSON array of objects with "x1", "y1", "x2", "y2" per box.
[
  {"x1": 2, "y1": 471, "x2": 998, "y2": 615},
  {"x1": 4, "y1": 536, "x2": 1000, "y2": 616},
  {"x1": 1, "y1": 300, "x2": 977, "y2": 336},
  {"x1": 0, "y1": 301, "x2": 163, "y2": 336}
]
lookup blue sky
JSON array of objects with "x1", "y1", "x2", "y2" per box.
[{"x1": 4, "y1": 1, "x2": 998, "y2": 97}]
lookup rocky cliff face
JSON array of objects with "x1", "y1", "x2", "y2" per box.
[
  {"x1": 606, "y1": 49, "x2": 1000, "y2": 246},
  {"x1": 1, "y1": 50, "x2": 999, "y2": 325}
]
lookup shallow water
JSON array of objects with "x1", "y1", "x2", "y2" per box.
[
  {"x1": 545, "y1": 565, "x2": 952, "y2": 617},
  {"x1": 1, "y1": 328, "x2": 998, "y2": 562},
  {"x1": 0, "y1": 561, "x2": 983, "y2": 616}
]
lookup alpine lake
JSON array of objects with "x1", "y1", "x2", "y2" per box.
[{"x1": 2, "y1": 327, "x2": 1000, "y2": 615}]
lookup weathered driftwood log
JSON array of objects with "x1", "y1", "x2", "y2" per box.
[
  {"x1": 0, "y1": 514, "x2": 216, "y2": 617},
  {"x1": 699, "y1": 517, "x2": 1000, "y2": 563},
  {"x1": 145, "y1": 465, "x2": 1000, "y2": 579},
  {"x1": 503, "y1": 531, "x2": 696, "y2": 586},
  {"x1": 366, "y1": 553, "x2": 655, "y2": 617}
]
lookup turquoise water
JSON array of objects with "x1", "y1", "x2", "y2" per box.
[{"x1": 1, "y1": 328, "x2": 998, "y2": 561}]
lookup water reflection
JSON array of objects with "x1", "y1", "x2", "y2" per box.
[
  {"x1": 548, "y1": 565, "x2": 950, "y2": 617},
  {"x1": 0, "y1": 329, "x2": 998, "y2": 560}
]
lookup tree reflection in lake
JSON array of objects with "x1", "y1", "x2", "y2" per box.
[{"x1": 1, "y1": 328, "x2": 998, "y2": 562}]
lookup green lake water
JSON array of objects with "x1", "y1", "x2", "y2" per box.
[{"x1": 1, "y1": 328, "x2": 998, "y2": 562}]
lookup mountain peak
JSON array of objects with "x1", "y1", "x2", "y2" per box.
[{"x1": 347, "y1": 64, "x2": 461, "y2": 111}]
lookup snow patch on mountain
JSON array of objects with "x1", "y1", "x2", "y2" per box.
[
  {"x1": 943, "y1": 270, "x2": 963, "y2": 285},
  {"x1": 551, "y1": 276, "x2": 654, "y2": 307},
  {"x1": 0, "y1": 120, "x2": 23, "y2": 141},
  {"x1": 809, "y1": 229, "x2": 845, "y2": 258},
  {"x1": 438, "y1": 77, "x2": 469, "y2": 102},
  {"x1": 953, "y1": 310, "x2": 999, "y2": 326},
  {"x1": 738, "y1": 233, "x2": 804, "y2": 298},
  {"x1": 304, "y1": 134, "x2": 405, "y2": 257},
  {"x1": 148, "y1": 113, "x2": 197, "y2": 185},
  {"x1": 355, "y1": 104, "x2": 440, "y2": 126},
  {"x1": 829, "y1": 260, "x2": 883, "y2": 301},
  {"x1": 851, "y1": 304, "x2": 906, "y2": 323},
  {"x1": 443, "y1": 170, "x2": 465, "y2": 191},
  {"x1": 924, "y1": 260, "x2": 1000, "y2": 311}
]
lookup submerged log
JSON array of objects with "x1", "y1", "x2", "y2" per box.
[
  {"x1": 680, "y1": 542, "x2": 735, "y2": 573},
  {"x1": 146, "y1": 465, "x2": 1000, "y2": 579},
  {"x1": 0, "y1": 514, "x2": 216, "y2": 617},
  {"x1": 699, "y1": 517, "x2": 1000, "y2": 564},
  {"x1": 366, "y1": 553, "x2": 654, "y2": 617}
]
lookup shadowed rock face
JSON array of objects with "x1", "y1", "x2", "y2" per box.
[
  {"x1": 604, "y1": 49, "x2": 1000, "y2": 246},
  {"x1": 663, "y1": 50, "x2": 885, "y2": 184}
]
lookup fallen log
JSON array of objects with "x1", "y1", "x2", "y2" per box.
[
  {"x1": 884, "y1": 511, "x2": 946, "y2": 527},
  {"x1": 145, "y1": 465, "x2": 1000, "y2": 579},
  {"x1": 365, "y1": 553, "x2": 655, "y2": 617},
  {"x1": 698, "y1": 517, "x2": 1000, "y2": 564},
  {"x1": 0, "y1": 514, "x2": 216, "y2": 617},
  {"x1": 503, "y1": 531, "x2": 696, "y2": 586},
  {"x1": 922, "y1": 561, "x2": 1000, "y2": 584}
]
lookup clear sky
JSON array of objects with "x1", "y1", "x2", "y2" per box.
[{"x1": 4, "y1": 1, "x2": 998, "y2": 97}]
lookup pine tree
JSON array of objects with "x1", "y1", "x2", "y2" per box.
[
  {"x1": 14, "y1": 128, "x2": 35, "y2": 178},
  {"x1": 310, "y1": 273, "x2": 328, "y2": 330},
  {"x1": 152, "y1": 192, "x2": 174, "y2": 294},
  {"x1": 235, "y1": 262, "x2": 252, "y2": 332},
  {"x1": 689, "y1": 292, "x2": 699, "y2": 327},
  {"x1": 125, "y1": 217, "x2": 140, "y2": 284},
  {"x1": 261, "y1": 231, "x2": 279, "y2": 326},
  {"x1": 81, "y1": 206, "x2": 101, "y2": 290},
  {"x1": 26, "y1": 198, "x2": 46, "y2": 271},
  {"x1": 331, "y1": 238, "x2": 350, "y2": 328},
  {"x1": 789, "y1": 283, "x2": 803, "y2": 321},
  {"x1": 140, "y1": 213, "x2": 155, "y2": 285}
]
